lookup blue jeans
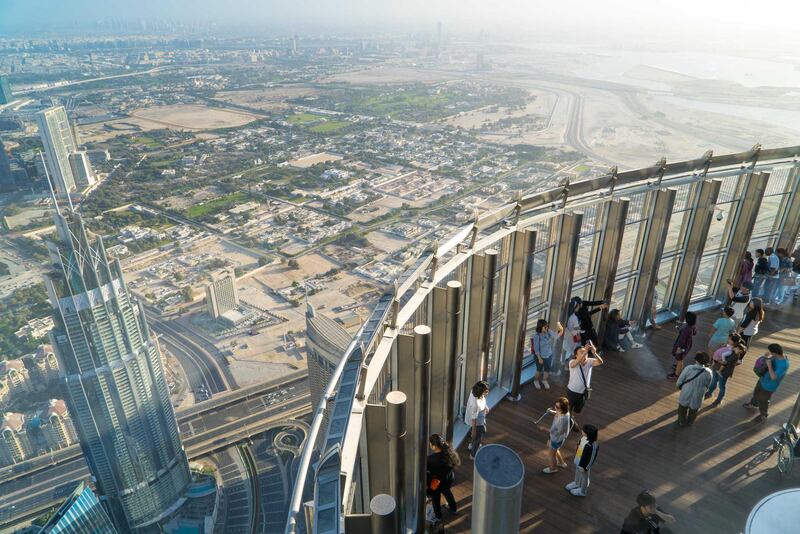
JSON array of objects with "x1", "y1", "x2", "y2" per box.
[
  {"x1": 764, "y1": 277, "x2": 779, "y2": 303},
  {"x1": 707, "y1": 369, "x2": 728, "y2": 403},
  {"x1": 752, "y1": 274, "x2": 766, "y2": 298}
]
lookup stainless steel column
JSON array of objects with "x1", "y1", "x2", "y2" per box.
[
  {"x1": 777, "y1": 165, "x2": 800, "y2": 250},
  {"x1": 544, "y1": 212, "x2": 583, "y2": 363},
  {"x1": 499, "y1": 229, "x2": 536, "y2": 401},
  {"x1": 463, "y1": 250, "x2": 498, "y2": 392},
  {"x1": 714, "y1": 171, "x2": 770, "y2": 303},
  {"x1": 412, "y1": 325, "x2": 432, "y2": 534},
  {"x1": 369, "y1": 494, "x2": 397, "y2": 534},
  {"x1": 385, "y1": 390, "x2": 406, "y2": 532},
  {"x1": 429, "y1": 280, "x2": 462, "y2": 439},
  {"x1": 471, "y1": 444, "x2": 525, "y2": 534},
  {"x1": 590, "y1": 199, "x2": 629, "y2": 340},
  {"x1": 669, "y1": 179, "x2": 722, "y2": 319},
  {"x1": 629, "y1": 188, "x2": 676, "y2": 328},
  {"x1": 365, "y1": 403, "x2": 389, "y2": 496},
  {"x1": 479, "y1": 251, "x2": 498, "y2": 380}
]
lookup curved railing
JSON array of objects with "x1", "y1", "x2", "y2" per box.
[{"x1": 286, "y1": 145, "x2": 800, "y2": 533}]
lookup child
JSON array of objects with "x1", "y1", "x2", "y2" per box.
[
  {"x1": 668, "y1": 311, "x2": 696, "y2": 380},
  {"x1": 708, "y1": 306, "x2": 736, "y2": 352},
  {"x1": 542, "y1": 397, "x2": 571, "y2": 474},
  {"x1": 565, "y1": 424, "x2": 599, "y2": 497}
]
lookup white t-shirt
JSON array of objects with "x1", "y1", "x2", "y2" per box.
[
  {"x1": 730, "y1": 291, "x2": 751, "y2": 321},
  {"x1": 464, "y1": 393, "x2": 487, "y2": 426},
  {"x1": 567, "y1": 359, "x2": 595, "y2": 394}
]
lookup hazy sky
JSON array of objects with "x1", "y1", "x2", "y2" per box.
[{"x1": 2, "y1": 0, "x2": 799, "y2": 48}]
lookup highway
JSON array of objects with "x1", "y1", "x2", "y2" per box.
[{"x1": 0, "y1": 378, "x2": 310, "y2": 530}]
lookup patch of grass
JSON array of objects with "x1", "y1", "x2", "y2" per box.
[
  {"x1": 574, "y1": 165, "x2": 591, "y2": 173},
  {"x1": 287, "y1": 113, "x2": 323, "y2": 125},
  {"x1": 184, "y1": 191, "x2": 249, "y2": 219},
  {"x1": 309, "y1": 120, "x2": 348, "y2": 133}
]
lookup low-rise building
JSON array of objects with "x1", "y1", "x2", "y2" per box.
[
  {"x1": 0, "y1": 412, "x2": 33, "y2": 466},
  {"x1": 0, "y1": 359, "x2": 31, "y2": 400},
  {"x1": 14, "y1": 316, "x2": 54, "y2": 340},
  {"x1": 37, "y1": 399, "x2": 78, "y2": 452},
  {"x1": 25, "y1": 344, "x2": 60, "y2": 387}
]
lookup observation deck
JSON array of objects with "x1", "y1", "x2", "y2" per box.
[{"x1": 285, "y1": 145, "x2": 800, "y2": 534}]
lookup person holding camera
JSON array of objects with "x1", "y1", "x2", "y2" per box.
[
  {"x1": 726, "y1": 280, "x2": 752, "y2": 322},
  {"x1": 676, "y1": 352, "x2": 713, "y2": 427},
  {"x1": 621, "y1": 490, "x2": 676, "y2": 533},
  {"x1": 744, "y1": 343, "x2": 789, "y2": 422},
  {"x1": 566, "y1": 342, "x2": 603, "y2": 428}
]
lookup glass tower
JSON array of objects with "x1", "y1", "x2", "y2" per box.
[
  {"x1": 38, "y1": 482, "x2": 118, "y2": 534},
  {"x1": 37, "y1": 106, "x2": 77, "y2": 196},
  {"x1": 44, "y1": 210, "x2": 190, "y2": 532}
]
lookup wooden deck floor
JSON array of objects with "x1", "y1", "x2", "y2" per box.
[{"x1": 445, "y1": 302, "x2": 800, "y2": 534}]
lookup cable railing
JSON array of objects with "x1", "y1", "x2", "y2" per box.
[{"x1": 285, "y1": 145, "x2": 800, "y2": 534}]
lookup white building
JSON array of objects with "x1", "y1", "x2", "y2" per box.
[
  {"x1": 37, "y1": 106, "x2": 77, "y2": 196},
  {"x1": 68, "y1": 151, "x2": 95, "y2": 190},
  {"x1": 205, "y1": 271, "x2": 239, "y2": 319}
]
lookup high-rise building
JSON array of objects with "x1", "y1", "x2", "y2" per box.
[
  {"x1": 68, "y1": 151, "x2": 95, "y2": 190},
  {"x1": 305, "y1": 302, "x2": 351, "y2": 411},
  {"x1": 37, "y1": 399, "x2": 78, "y2": 451},
  {"x1": 0, "y1": 139, "x2": 13, "y2": 190},
  {"x1": 37, "y1": 106, "x2": 77, "y2": 196},
  {"x1": 0, "y1": 75, "x2": 12, "y2": 104},
  {"x1": 205, "y1": 271, "x2": 239, "y2": 319},
  {"x1": 37, "y1": 482, "x2": 118, "y2": 534},
  {"x1": 45, "y1": 210, "x2": 191, "y2": 531},
  {"x1": 0, "y1": 412, "x2": 33, "y2": 465}
]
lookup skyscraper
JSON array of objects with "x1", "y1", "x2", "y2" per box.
[
  {"x1": 45, "y1": 209, "x2": 191, "y2": 531},
  {"x1": 205, "y1": 270, "x2": 238, "y2": 319},
  {"x1": 37, "y1": 482, "x2": 118, "y2": 534},
  {"x1": 305, "y1": 302, "x2": 351, "y2": 411},
  {"x1": 0, "y1": 75, "x2": 12, "y2": 104},
  {"x1": 68, "y1": 151, "x2": 95, "y2": 190},
  {"x1": 37, "y1": 106, "x2": 77, "y2": 196},
  {"x1": 0, "y1": 139, "x2": 13, "y2": 190}
]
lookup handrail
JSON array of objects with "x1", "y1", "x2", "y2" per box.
[{"x1": 285, "y1": 145, "x2": 800, "y2": 533}]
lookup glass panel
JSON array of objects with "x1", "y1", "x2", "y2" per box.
[
  {"x1": 573, "y1": 233, "x2": 597, "y2": 281},
  {"x1": 691, "y1": 254, "x2": 722, "y2": 301},
  {"x1": 616, "y1": 222, "x2": 643, "y2": 274},
  {"x1": 528, "y1": 248, "x2": 551, "y2": 309},
  {"x1": 750, "y1": 194, "x2": 783, "y2": 244},
  {"x1": 610, "y1": 278, "x2": 632, "y2": 312},
  {"x1": 664, "y1": 210, "x2": 689, "y2": 254},
  {"x1": 704, "y1": 202, "x2": 734, "y2": 252}
]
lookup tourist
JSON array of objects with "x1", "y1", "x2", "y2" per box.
[
  {"x1": 726, "y1": 280, "x2": 752, "y2": 322},
  {"x1": 531, "y1": 319, "x2": 558, "y2": 390},
  {"x1": 744, "y1": 343, "x2": 789, "y2": 422},
  {"x1": 574, "y1": 297, "x2": 609, "y2": 346},
  {"x1": 667, "y1": 311, "x2": 696, "y2": 380},
  {"x1": 737, "y1": 297, "x2": 765, "y2": 347},
  {"x1": 706, "y1": 340, "x2": 746, "y2": 408},
  {"x1": 566, "y1": 342, "x2": 603, "y2": 426},
  {"x1": 565, "y1": 424, "x2": 599, "y2": 497},
  {"x1": 752, "y1": 249, "x2": 769, "y2": 298},
  {"x1": 765, "y1": 246, "x2": 780, "y2": 304},
  {"x1": 562, "y1": 297, "x2": 583, "y2": 366},
  {"x1": 620, "y1": 490, "x2": 676, "y2": 534},
  {"x1": 792, "y1": 247, "x2": 800, "y2": 301},
  {"x1": 465, "y1": 380, "x2": 490, "y2": 459},
  {"x1": 542, "y1": 397, "x2": 571, "y2": 474},
  {"x1": 603, "y1": 308, "x2": 643, "y2": 352},
  {"x1": 735, "y1": 251, "x2": 754, "y2": 288},
  {"x1": 426, "y1": 434, "x2": 460, "y2": 520},
  {"x1": 646, "y1": 291, "x2": 662, "y2": 330},
  {"x1": 776, "y1": 248, "x2": 793, "y2": 304},
  {"x1": 676, "y1": 352, "x2": 712, "y2": 427},
  {"x1": 707, "y1": 306, "x2": 736, "y2": 352}
]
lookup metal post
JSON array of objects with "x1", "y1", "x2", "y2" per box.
[
  {"x1": 480, "y1": 250, "x2": 498, "y2": 380},
  {"x1": 412, "y1": 325, "x2": 432, "y2": 534},
  {"x1": 499, "y1": 229, "x2": 536, "y2": 401},
  {"x1": 714, "y1": 171, "x2": 770, "y2": 303},
  {"x1": 544, "y1": 212, "x2": 583, "y2": 366},
  {"x1": 670, "y1": 179, "x2": 722, "y2": 319},
  {"x1": 590, "y1": 198, "x2": 629, "y2": 341},
  {"x1": 365, "y1": 403, "x2": 389, "y2": 496},
  {"x1": 471, "y1": 444, "x2": 525, "y2": 534},
  {"x1": 629, "y1": 188, "x2": 676, "y2": 328},
  {"x1": 369, "y1": 494, "x2": 397, "y2": 534},
  {"x1": 445, "y1": 281, "x2": 462, "y2": 441},
  {"x1": 776, "y1": 165, "x2": 800, "y2": 250},
  {"x1": 463, "y1": 251, "x2": 496, "y2": 391},
  {"x1": 385, "y1": 391, "x2": 406, "y2": 533}
]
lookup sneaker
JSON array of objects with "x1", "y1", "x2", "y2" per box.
[
  {"x1": 542, "y1": 467, "x2": 558, "y2": 474},
  {"x1": 569, "y1": 488, "x2": 587, "y2": 497},
  {"x1": 557, "y1": 461, "x2": 568, "y2": 468},
  {"x1": 617, "y1": 346, "x2": 626, "y2": 353},
  {"x1": 533, "y1": 380, "x2": 542, "y2": 390},
  {"x1": 543, "y1": 380, "x2": 550, "y2": 390},
  {"x1": 742, "y1": 402, "x2": 758, "y2": 409},
  {"x1": 565, "y1": 482, "x2": 578, "y2": 491},
  {"x1": 666, "y1": 373, "x2": 678, "y2": 380},
  {"x1": 631, "y1": 342, "x2": 644, "y2": 349},
  {"x1": 704, "y1": 392, "x2": 712, "y2": 400},
  {"x1": 709, "y1": 401, "x2": 720, "y2": 408}
]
